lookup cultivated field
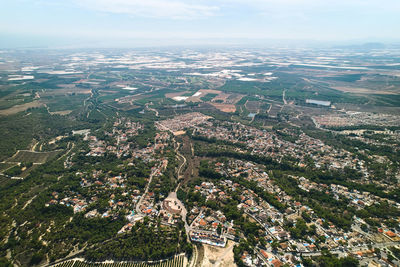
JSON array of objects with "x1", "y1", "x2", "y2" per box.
[
  {"x1": 39, "y1": 88, "x2": 92, "y2": 97},
  {"x1": 0, "y1": 175, "x2": 14, "y2": 189},
  {"x1": 210, "y1": 103, "x2": 236, "y2": 113},
  {"x1": 49, "y1": 110, "x2": 73, "y2": 115},
  {"x1": 267, "y1": 103, "x2": 282, "y2": 117},
  {"x1": 0, "y1": 162, "x2": 16, "y2": 172},
  {"x1": 245, "y1": 100, "x2": 261, "y2": 113},
  {"x1": 223, "y1": 93, "x2": 244, "y2": 105},
  {"x1": 6, "y1": 150, "x2": 61, "y2": 164},
  {"x1": 185, "y1": 89, "x2": 222, "y2": 102},
  {"x1": 0, "y1": 100, "x2": 44, "y2": 116},
  {"x1": 52, "y1": 254, "x2": 187, "y2": 267},
  {"x1": 332, "y1": 86, "x2": 396, "y2": 95}
]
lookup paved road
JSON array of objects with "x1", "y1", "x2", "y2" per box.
[
  {"x1": 352, "y1": 224, "x2": 374, "y2": 241},
  {"x1": 171, "y1": 141, "x2": 190, "y2": 233},
  {"x1": 283, "y1": 241, "x2": 400, "y2": 258},
  {"x1": 174, "y1": 142, "x2": 186, "y2": 192},
  {"x1": 166, "y1": 191, "x2": 189, "y2": 235},
  {"x1": 135, "y1": 171, "x2": 155, "y2": 215},
  {"x1": 170, "y1": 139, "x2": 198, "y2": 266}
]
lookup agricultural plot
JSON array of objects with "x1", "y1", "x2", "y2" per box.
[
  {"x1": 0, "y1": 175, "x2": 10, "y2": 184},
  {"x1": 184, "y1": 89, "x2": 221, "y2": 102},
  {"x1": 245, "y1": 100, "x2": 261, "y2": 113},
  {"x1": 0, "y1": 175, "x2": 16, "y2": 189},
  {"x1": 210, "y1": 103, "x2": 236, "y2": 113},
  {"x1": 0, "y1": 162, "x2": 16, "y2": 172},
  {"x1": 267, "y1": 103, "x2": 282, "y2": 118},
  {"x1": 200, "y1": 93, "x2": 218, "y2": 102},
  {"x1": 52, "y1": 254, "x2": 186, "y2": 267},
  {"x1": 0, "y1": 100, "x2": 44, "y2": 116},
  {"x1": 6, "y1": 150, "x2": 61, "y2": 164},
  {"x1": 43, "y1": 94, "x2": 89, "y2": 112},
  {"x1": 224, "y1": 93, "x2": 244, "y2": 104}
]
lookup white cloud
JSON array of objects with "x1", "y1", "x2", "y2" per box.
[
  {"x1": 215, "y1": 0, "x2": 400, "y2": 13},
  {"x1": 76, "y1": 0, "x2": 219, "y2": 19},
  {"x1": 69, "y1": 0, "x2": 400, "y2": 21}
]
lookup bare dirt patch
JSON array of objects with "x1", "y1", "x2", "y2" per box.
[
  {"x1": 173, "y1": 130, "x2": 186, "y2": 136},
  {"x1": 332, "y1": 86, "x2": 396, "y2": 95},
  {"x1": 211, "y1": 92, "x2": 244, "y2": 105},
  {"x1": 186, "y1": 89, "x2": 222, "y2": 102},
  {"x1": 210, "y1": 103, "x2": 236, "y2": 113},
  {"x1": 49, "y1": 110, "x2": 73, "y2": 115},
  {"x1": 201, "y1": 240, "x2": 236, "y2": 267},
  {"x1": 165, "y1": 91, "x2": 191, "y2": 99}
]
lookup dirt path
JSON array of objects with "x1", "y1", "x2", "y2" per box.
[
  {"x1": 59, "y1": 142, "x2": 75, "y2": 160},
  {"x1": 22, "y1": 195, "x2": 37, "y2": 210},
  {"x1": 282, "y1": 89, "x2": 287, "y2": 105},
  {"x1": 145, "y1": 103, "x2": 159, "y2": 117},
  {"x1": 193, "y1": 244, "x2": 204, "y2": 267},
  {"x1": 267, "y1": 103, "x2": 272, "y2": 114},
  {"x1": 31, "y1": 141, "x2": 39, "y2": 152},
  {"x1": 212, "y1": 242, "x2": 236, "y2": 267}
]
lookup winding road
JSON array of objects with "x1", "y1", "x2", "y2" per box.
[{"x1": 135, "y1": 172, "x2": 155, "y2": 215}]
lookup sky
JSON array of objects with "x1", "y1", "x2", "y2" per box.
[{"x1": 1, "y1": 0, "x2": 400, "y2": 48}]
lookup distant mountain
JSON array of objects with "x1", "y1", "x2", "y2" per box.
[{"x1": 333, "y1": 42, "x2": 385, "y2": 50}]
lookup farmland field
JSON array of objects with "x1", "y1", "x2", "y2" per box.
[
  {"x1": 210, "y1": 103, "x2": 236, "y2": 113},
  {"x1": 52, "y1": 254, "x2": 187, "y2": 267},
  {"x1": 0, "y1": 100, "x2": 44, "y2": 116},
  {"x1": 6, "y1": 150, "x2": 61, "y2": 164},
  {"x1": 0, "y1": 162, "x2": 16, "y2": 172},
  {"x1": 0, "y1": 175, "x2": 10, "y2": 184},
  {"x1": 0, "y1": 175, "x2": 16, "y2": 189},
  {"x1": 245, "y1": 100, "x2": 261, "y2": 113},
  {"x1": 200, "y1": 93, "x2": 218, "y2": 102}
]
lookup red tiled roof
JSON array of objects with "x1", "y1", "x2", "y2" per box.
[{"x1": 385, "y1": 231, "x2": 396, "y2": 237}]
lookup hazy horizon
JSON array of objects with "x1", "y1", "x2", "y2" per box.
[{"x1": 1, "y1": 0, "x2": 400, "y2": 49}]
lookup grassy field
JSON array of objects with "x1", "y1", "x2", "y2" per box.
[
  {"x1": 44, "y1": 94, "x2": 89, "y2": 112},
  {"x1": 52, "y1": 254, "x2": 186, "y2": 267},
  {"x1": 6, "y1": 150, "x2": 61, "y2": 164},
  {"x1": 0, "y1": 100, "x2": 44, "y2": 115}
]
